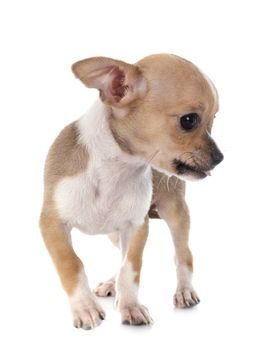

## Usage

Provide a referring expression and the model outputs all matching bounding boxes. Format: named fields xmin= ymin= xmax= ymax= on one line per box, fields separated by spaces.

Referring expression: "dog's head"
xmin=72 ymin=54 xmax=223 ymax=180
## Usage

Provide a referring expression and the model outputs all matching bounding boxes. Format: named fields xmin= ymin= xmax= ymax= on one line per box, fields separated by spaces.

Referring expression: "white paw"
xmin=70 ymin=296 xmax=105 ymax=330
xmin=120 ymin=304 xmax=153 ymax=326
xmin=94 ymin=279 xmax=116 ymax=297
xmin=174 ymin=287 xmax=200 ymax=308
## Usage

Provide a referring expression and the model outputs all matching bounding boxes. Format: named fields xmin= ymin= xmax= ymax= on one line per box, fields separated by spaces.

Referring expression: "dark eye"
xmin=180 ymin=113 xmax=199 ymax=131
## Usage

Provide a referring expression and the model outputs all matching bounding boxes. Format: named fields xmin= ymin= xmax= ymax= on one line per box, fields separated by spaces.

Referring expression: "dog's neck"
xmin=54 ymin=99 xmax=153 ymax=236
xmin=77 ymin=99 xmax=147 ymax=168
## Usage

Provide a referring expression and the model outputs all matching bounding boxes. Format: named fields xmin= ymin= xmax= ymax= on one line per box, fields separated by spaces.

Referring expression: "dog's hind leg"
xmin=94 ymin=276 xmax=116 ymax=297
xmin=94 ymin=233 xmax=119 ymax=297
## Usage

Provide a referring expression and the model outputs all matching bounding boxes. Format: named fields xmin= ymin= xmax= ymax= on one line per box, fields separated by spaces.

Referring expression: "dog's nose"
xmin=211 ymin=148 xmax=224 ymax=166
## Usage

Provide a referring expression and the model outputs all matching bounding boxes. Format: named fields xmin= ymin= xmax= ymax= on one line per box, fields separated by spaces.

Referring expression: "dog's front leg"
xmin=115 ymin=217 xmax=153 ymax=325
xmin=156 ymin=189 xmax=200 ymax=308
xmin=40 ymin=212 xmax=105 ymax=330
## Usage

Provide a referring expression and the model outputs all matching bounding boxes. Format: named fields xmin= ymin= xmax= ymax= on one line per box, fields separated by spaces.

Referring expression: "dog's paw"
xmin=71 ymin=297 xmax=105 ymax=330
xmin=94 ymin=279 xmax=116 ymax=297
xmin=120 ymin=304 xmax=153 ymax=326
xmin=174 ymin=288 xmax=200 ymax=308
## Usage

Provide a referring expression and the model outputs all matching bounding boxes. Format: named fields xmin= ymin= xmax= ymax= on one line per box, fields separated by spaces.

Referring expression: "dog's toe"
xmin=174 ymin=288 xmax=200 ymax=308
xmin=94 ymin=279 xmax=116 ymax=297
xmin=120 ymin=304 xmax=153 ymax=326
xmin=71 ymin=298 xmax=105 ymax=330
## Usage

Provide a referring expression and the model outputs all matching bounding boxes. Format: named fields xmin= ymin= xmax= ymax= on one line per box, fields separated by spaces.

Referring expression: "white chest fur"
xmin=54 ymin=101 xmax=152 ymax=235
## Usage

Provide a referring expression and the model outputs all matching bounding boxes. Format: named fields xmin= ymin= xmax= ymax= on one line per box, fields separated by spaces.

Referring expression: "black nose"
xmin=211 ymin=148 xmax=224 ymax=166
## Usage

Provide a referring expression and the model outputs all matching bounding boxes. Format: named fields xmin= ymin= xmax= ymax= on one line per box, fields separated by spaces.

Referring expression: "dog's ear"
xmin=72 ymin=57 xmax=147 ymax=107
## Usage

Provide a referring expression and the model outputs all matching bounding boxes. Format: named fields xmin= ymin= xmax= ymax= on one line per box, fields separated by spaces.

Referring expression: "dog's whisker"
xmin=174 ymin=176 xmax=179 ymax=189
xmin=180 ymin=151 xmax=193 ymax=158
xmin=157 ymin=174 xmax=166 ymax=191
xmin=178 ymin=151 xmax=196 ymax=166
xmin=166 ymin=176 xmax=170 ymax=192
xmin=182 ymin=154 xmax=195 ymax=165
xmin=145 ymin=149 xmax=160 ymax=167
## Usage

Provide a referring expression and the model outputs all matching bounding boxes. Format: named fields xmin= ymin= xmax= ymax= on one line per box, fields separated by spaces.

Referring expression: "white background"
xmin=0 ymin=0 xmax=270 ymax=349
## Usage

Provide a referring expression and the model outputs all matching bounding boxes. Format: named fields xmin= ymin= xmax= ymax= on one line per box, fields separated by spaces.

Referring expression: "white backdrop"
xmin=0 ymin=0 xmax=270 ymax=349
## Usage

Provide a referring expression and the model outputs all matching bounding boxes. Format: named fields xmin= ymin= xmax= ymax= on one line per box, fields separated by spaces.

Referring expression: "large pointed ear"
xmin=72 ymin=57 xmax=147 ymax=106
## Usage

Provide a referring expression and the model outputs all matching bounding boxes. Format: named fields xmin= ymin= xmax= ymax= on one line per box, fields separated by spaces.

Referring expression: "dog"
xmin=40 ymin=54 xmax=223 ymax=329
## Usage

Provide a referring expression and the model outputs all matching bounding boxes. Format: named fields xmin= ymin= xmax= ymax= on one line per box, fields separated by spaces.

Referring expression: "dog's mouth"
xmin=172 ymin=159 xmax=211 ymax=179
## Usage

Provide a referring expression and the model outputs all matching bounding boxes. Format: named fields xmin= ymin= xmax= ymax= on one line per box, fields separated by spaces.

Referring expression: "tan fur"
xmin=127 ymin=217 xmax=149 ymax=284
xmin=95 ymin=171 xmax=194 ymax=302
xmin=152 ymin=170 xmax=193 ymax=270
xmin=42 ymin=122 xmax=89 ymax=211
xmin=40 ymin=211 xmax=83 ymax=295
xmin=107 ymin=54 xmax=219 ymax=175
xmin=41 ymin=53 xmax=223 ymax=328
xmin=44 ymin=122 xmax=89 ymax=187
xmin=40 ymin=122 xmax=89 ymax=295
xmin=72 ymin=57 xmax=147 ymax=106
xmin=109 ymin=123 xmax=135 ymax=155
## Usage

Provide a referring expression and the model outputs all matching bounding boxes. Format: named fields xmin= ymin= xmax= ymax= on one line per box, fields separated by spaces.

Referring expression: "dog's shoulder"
xmin=44 ymin=121 xmax=90 ymax=188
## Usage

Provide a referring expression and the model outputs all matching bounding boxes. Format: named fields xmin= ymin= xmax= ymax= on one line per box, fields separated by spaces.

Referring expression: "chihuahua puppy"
xmin=40 ymin=54 xmax=223 ymax=330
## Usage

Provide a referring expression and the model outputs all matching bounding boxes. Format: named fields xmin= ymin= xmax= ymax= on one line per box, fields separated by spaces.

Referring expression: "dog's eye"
xmin=180 ymin=113 xmax=199 ymax=131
